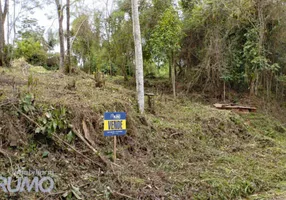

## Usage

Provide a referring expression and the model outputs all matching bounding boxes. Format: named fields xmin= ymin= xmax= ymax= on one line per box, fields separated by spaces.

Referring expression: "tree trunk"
xmin=254 ymin=72 xmax=259 ymax=96
xmin=171 ymin=52 xmax=176 ymax=98
xmin=223 ymin=81 xmax=226 ymax=102
xmin=66 ymin=0 xmax=71 ymax=73
xmin=250 ymin=75 xmax=255 ymax=97
xmin=124 ymin=57 xmax=128 ymax=81
xmin=55 ymin=0 xmax=65 ymax=70
xmin=11 ymin=0 xmax=15 ymax=64
xmin=255 ymin=0 xmax=265 ymax=96
xmin=131 ymin=0 xmax=144 ymax=114
xmin=6 ymin=3 xmax=8 ymax=46
xmin=0 ymin=0 xmax=9 ymax=67
xmin=0 ymin=18 xmax=5 ymax=67
xmin=169 ymin=61 xmax=171 ymax=80
xmin=282 ymin=85 xmax=284 ymax=101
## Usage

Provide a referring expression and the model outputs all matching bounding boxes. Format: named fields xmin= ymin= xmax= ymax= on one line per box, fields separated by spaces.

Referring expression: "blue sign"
xmin=104 ymin=112 xmax=127 ymax=137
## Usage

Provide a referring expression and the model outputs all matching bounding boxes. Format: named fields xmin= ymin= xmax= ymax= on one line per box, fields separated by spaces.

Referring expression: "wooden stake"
xmin=113 ymin=136 xmax=117 ymax=162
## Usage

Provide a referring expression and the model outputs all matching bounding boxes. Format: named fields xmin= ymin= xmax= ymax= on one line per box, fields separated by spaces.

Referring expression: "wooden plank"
xmin=213 ymin=103 xmax=257 ymax=112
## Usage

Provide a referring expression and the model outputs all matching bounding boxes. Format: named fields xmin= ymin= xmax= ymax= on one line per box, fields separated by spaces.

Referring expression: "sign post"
xmin=104 ymin=112 xmax=127 ymax=162
xmin=113 ymin=136 xmax=117 ymax=161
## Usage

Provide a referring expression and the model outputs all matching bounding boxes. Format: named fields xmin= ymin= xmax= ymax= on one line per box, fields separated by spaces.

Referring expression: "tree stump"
xmin=145 ymin=93 xmax=155 ymax=113
xmin=94 ymin=72 xmax=105 ymax=88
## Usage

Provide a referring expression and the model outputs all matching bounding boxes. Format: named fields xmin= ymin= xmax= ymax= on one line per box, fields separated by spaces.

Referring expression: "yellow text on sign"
xmin=104 ymin=120 xmax=126 ymax=131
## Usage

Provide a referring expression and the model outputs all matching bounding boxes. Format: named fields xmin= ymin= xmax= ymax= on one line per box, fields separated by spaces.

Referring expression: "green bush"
xmin=15 ymin=37 xmax=47 ymax=66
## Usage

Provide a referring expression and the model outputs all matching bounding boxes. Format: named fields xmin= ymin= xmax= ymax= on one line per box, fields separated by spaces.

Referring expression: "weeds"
xmin=1 ymin=69 xmax=286 ymax=199
xmin=35 ymin=106 xmax=72 ymax=137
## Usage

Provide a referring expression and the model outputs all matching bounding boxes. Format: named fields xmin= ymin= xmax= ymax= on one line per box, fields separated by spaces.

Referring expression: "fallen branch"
xmin=72 ymin=128 xmax=109 ymax=166
xmin=0 ymin=148 xmax=14 ymax=173
xmin=82 ymin=120 xmax=95 ymax=146
xmin=12 ymin=104 xmax=40 ymax=126
xmin=52 ymin=133 xmax=104 ymax=168
xmin=113 ymin=191 xmax=134 ymax=199
xmin=42 ymin=182 xmax=90 ymax=200
xmin=0 ymin=148 xmax=14 ymax=158
xmin=42 ymin=190 xmax=66 ymax=200
xmin=0 ymin=100 xmax=17 ymax=107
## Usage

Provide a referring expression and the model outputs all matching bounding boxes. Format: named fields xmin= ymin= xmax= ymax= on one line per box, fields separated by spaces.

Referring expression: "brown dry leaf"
xmin=82 ymin=120 xmax=95 ymax=146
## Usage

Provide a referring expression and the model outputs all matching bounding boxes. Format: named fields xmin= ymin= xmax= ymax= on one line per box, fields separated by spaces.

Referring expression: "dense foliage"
xmin=3 ymin=0 xmax=286 ymax=99
xmin=179 ymin=0 xmax=286 ymax=98
xmin=61 ymin=0 xmax=286 ymax=99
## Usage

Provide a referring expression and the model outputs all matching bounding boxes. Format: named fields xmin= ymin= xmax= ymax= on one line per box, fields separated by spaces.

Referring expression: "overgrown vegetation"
xmin=1 ymin=65 xmax=286 ymax=199
xmin=1 ymin=0 xmax=286 ymax=199
xmin=1 ymin=0 xmax=286 ymax=100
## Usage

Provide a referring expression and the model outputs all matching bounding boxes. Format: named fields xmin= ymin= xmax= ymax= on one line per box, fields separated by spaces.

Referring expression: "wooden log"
xmin=213 ymin=103 xmax=257 ymax=112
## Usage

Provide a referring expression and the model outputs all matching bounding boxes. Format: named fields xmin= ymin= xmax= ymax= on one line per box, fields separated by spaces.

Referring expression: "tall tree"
xmin=71 ymin=15 xmax=94 ymax=72
xmin=148 ymin=7 xmax=182 ymax=98
xmin=55 ymin=0 xmax=65 ymax=70
xmin=66 ymin=0 xmax=71 ymax=73
xmin=131 ymin=0 xmax=144 ymax=114
xmin=0 ymin=0 xmax=9 ymax=67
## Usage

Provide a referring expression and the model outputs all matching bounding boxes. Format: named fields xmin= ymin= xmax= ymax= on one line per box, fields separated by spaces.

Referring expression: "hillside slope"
xmin=0 ymin=63 xmax=286 ymax=199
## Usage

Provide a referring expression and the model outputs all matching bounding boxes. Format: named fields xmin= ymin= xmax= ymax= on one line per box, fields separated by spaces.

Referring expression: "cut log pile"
xmin=213 ymin=103 xmax=257 ymax=113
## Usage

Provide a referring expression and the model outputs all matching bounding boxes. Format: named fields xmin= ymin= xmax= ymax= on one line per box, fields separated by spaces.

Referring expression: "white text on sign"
xmin=108 ymin=121 xmax=123 ymax=130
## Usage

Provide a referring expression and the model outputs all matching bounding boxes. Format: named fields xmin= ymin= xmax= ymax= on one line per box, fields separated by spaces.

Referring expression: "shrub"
xmin=15 ymin=37 xmax=47 ymax=66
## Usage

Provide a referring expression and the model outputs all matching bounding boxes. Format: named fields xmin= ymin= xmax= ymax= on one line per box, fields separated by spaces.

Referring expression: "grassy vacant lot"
xmin=0 ymin=61 xmax=286 ymax=199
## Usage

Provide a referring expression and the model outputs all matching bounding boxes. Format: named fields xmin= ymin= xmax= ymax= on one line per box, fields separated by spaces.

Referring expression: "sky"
xmin=34 ymin=0 xmax=109 ymax=33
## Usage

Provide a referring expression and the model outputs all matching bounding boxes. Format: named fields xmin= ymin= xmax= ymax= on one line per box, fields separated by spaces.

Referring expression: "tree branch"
xmin=70 ymin=17 xmax=88 ymax=49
